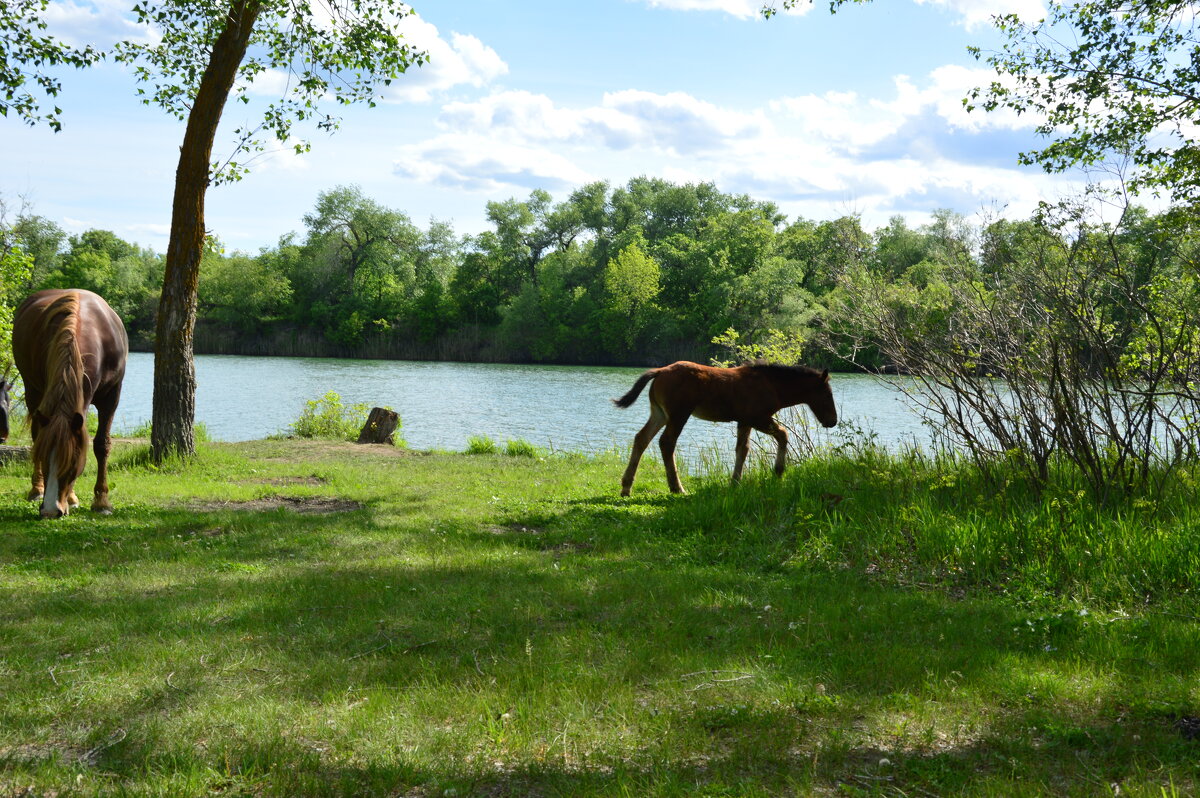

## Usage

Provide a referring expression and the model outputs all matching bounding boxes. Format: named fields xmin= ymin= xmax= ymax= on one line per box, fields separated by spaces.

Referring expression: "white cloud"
xmin=639 ymin=0 xmax=1040 ymax=27
xmin=392 ymin=135 xmax=592 ymax=192
xmin=770 ymin=65 xmax=1033 ymax=155
xmin=915 ymin=0 xmax=1045 ymax=28
xmin=44 ymin=0 xmax=151 ymax=47
xmin=383 ymin=18 xmax=508 ymax=102
xmin=641 ymin=0 xmax=810 ymax=18
xmin=603 ymin=90 xmax=771 ymax=152
xmin=43 ymin=3 xmax=505 ymax=104
xmin=770 ymin=91 xmax=894 ymax=148
xmin=126 ymin=222 xmax=171 ymax=237
xmin=440 ymin=89 xmax=770 ymax=154
xmin=398 ymin=65 xmax=1078 ymax=228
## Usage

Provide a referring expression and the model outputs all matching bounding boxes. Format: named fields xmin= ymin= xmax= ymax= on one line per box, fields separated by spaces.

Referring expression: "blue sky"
xmin=2 ymin=0 xmax=1083 ymax=253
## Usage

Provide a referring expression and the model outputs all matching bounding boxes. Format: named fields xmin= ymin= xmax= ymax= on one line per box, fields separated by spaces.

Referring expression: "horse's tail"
xmin=32 ymin=293 xmax=87 ymax=474
xmin=612 ymin=369 xmax=660 ymax=409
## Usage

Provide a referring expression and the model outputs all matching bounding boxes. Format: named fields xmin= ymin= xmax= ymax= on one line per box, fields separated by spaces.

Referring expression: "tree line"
xmin=4 ymin=177 xmax=1146 ymax=368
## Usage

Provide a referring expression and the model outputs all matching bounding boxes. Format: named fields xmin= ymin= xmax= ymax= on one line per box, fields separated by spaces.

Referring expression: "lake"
xmin=111 ymin=353 xmax=932 ymax=460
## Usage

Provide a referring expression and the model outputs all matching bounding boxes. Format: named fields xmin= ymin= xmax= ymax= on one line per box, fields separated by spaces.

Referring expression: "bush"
xmin=289 ymin=392 xmax=370 ymax=441
xmin=466 ymin=435 xmax=497 ymax=454
xmin=505 ymin=438 xmax=542 ymax=458
xmin=825 ymin=197 xmax=1200 ymax=501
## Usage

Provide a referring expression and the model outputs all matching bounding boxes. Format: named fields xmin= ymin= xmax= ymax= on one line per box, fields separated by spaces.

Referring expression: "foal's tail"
xmin=612 ymin=369 xmax=660 ymax=409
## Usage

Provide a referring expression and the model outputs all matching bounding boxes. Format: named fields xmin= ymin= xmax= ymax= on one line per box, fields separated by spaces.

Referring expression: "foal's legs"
xmin=731 ymin=423 xmax=752 ymax=482
xmin=621 ymin=403 xmax=667 ymax=497
xmin=92 ymin=392 xmax=119 ymax=514
xmin=659 ymin=414 xmax=690 ymax=494
xmin=753 ymin=418 xmax=789 ymax=476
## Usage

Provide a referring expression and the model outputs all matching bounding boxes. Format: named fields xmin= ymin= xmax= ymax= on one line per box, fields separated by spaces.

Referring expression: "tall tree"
xmin=114 ymin=0 xmax=426 ymax=460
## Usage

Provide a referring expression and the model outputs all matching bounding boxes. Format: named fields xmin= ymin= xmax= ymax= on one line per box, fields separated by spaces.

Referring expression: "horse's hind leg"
xmin=659 ymin=415 xmax=690 ymax=494
xmin=91 ymin=393 xmax=119 ymax=514
xmin=621 ymin=404 xmax=667 ymax=496
xmin=731 ymin=423 xmax=752 ymax=483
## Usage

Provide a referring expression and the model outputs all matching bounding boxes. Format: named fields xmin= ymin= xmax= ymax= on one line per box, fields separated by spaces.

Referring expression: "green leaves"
xmin=113 ymin=0 xmax=428 ymax=185
xmin=970 ymin=0 xmax=1200 ymax=203
xmin=0 ymin=0 xmax=103 ymax=130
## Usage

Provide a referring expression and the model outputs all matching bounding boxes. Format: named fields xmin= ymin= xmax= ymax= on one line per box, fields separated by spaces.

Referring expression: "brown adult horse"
xmin=613 ymin=360 xmax=837 ymax=496
xmin=12 ymin=289 xmax=128 ymax=518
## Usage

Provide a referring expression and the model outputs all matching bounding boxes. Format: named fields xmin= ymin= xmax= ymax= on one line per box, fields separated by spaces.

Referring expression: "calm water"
xmin=111 ymin=353 xmax=932 ymax=459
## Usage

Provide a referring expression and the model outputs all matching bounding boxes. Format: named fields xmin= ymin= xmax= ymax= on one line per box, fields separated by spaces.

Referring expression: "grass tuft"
xmin=466 ymin=434 xmax=497 ymax=454
xmin=504 ymin=438 xmax=542 ymax=458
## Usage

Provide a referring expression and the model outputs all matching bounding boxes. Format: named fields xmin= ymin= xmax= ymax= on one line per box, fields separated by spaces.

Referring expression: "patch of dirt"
xmin=547 ymin=541 xmax=594 ymax=556
xmin=487 ymin=523 xmax=546 ymax=536
xmin=245 ymin=475 xmax=329 ymax=487
xmin=0 ymin=728 xmax=126 ymax=767
xmin=239 ymin=438 xmax=420 ymax=464
xmin=0 ymin=741 xmax=86 ymax=763
xmin=189 ymin=495 xmax=363 ymax=514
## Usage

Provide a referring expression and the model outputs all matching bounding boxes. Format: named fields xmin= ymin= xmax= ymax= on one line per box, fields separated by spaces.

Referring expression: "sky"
xmin=0 ymin=0 xmax=1089 ymax=254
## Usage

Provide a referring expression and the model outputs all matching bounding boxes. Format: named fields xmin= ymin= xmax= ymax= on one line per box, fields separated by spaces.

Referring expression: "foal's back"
xmin=649 ymin=361 xmax=799 ymax=423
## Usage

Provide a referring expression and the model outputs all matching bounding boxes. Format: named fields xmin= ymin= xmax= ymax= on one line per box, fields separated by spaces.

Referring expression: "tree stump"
xmin=356 ymin=407 xmax=400 ymax=445
xmin=0 ymin=445 xmax=30 ymax=464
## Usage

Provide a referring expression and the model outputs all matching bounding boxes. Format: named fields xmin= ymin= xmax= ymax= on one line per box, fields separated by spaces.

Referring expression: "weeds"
xmin=287 ymin=391 xmax=372 ymax=441
xmin=505 ymin=438 xmax=542 ymax=458
xmin=466 ymin=434 xmax=497 ymax=454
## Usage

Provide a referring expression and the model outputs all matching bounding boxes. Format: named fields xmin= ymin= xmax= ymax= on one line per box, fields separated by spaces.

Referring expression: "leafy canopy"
xmin=114 ymin=0 xmax=428 ymax=185
xmin=968 ymin=0 xmax=1200 ymax=203
xmin=0 ymin=0 xmax=102 ymax=130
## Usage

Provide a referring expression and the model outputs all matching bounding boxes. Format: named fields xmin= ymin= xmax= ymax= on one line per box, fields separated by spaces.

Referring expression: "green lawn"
xmin=1 ymin=437 xmax=1198 ymax=796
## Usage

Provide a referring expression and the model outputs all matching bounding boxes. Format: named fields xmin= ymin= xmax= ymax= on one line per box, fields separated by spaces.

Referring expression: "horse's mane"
xmin=31 ymin=292 xmax=88 ymax=479
xmin=743 ymin=360 xmax=824 ymax=380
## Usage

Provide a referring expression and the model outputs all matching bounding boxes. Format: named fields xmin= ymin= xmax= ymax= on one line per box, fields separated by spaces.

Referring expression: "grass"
xmin=1 ymin=436 xmax=1200 ymax=796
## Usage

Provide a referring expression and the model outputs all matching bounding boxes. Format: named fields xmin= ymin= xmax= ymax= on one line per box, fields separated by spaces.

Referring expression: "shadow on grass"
xmin=1 ymin=468 xmax=1199 ymax=795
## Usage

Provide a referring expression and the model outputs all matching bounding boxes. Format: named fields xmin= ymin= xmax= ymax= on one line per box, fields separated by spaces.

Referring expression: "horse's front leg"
xmin=622 ymin=405 xmax=667 ymax=497
xmin=731 ymin=423 xmax=752 ymax=483
xmin=659 ymin=416 xmax=689 ymax=494
xmin=25 ymin=408 xmax=44 ymax=501
xmin=754 ymin=418 xmax=788 ymax=477
xmin=91 ymin=394 xmax=120 ymax=514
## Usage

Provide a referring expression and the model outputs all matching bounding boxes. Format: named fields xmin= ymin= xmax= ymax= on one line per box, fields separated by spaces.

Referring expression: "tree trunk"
xmin=151 ymin=0 xmax=262 ymax=462
xmin=357 ymin=407 xmax=400 ymax=445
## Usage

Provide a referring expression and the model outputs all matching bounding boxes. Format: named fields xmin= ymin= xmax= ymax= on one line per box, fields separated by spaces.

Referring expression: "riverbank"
xmin=2 ymin=439 xmax=1198 ymax=796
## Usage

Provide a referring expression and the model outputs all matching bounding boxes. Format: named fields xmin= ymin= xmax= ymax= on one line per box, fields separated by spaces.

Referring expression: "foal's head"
xmin=749 ymin=362 xmax=838 ymax=428
xmin=806 ymin=369 xmax=838 ymax=428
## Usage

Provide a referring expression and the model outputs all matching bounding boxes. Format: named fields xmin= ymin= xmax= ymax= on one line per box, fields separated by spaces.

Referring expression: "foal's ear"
xmin=70 ymin=412 xmax=85 ymax=432
xmin=821 ymin=369 xmax=830 ymax=382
